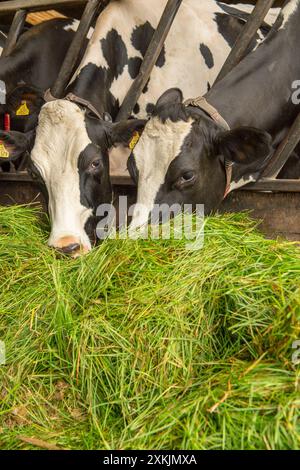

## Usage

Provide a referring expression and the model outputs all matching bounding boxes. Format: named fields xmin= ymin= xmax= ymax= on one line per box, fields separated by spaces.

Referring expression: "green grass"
xmin=0 ymin=205 xmax=299 ymax=450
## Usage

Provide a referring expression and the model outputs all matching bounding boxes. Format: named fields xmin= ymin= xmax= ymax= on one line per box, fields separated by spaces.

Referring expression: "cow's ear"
xmin=156 ymin=88 xmax=183 ymax=107
xmin=215 ymin=127 xmax=272 ymax=165
xmin=110 ymin=119 xmax=147 ymax=148
xmin=0 ymin=130 xmax=35 ymax=162
xmin=6 ymin=85 xmax=44 ymax=118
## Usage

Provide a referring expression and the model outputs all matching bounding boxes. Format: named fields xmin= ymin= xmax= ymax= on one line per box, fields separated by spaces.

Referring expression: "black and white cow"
xmin=0 ymin=18 xmax=91 ymax=133
xmin=0 ymin=0 xmax=278 ymax=255
xmin=127 ymin=0 xmax=300 ymax=229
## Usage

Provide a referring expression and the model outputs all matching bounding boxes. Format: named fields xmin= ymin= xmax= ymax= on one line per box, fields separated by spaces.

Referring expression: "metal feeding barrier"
xmin=0 ymin=0 xmax=299 ymax=239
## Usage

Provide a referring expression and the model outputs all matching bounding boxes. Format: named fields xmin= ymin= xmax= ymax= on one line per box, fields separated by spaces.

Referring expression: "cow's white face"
xmin=31 ymin=100 xmax=95 ymax=253
xmin=129 ymin=115 xmax=193 ymax=230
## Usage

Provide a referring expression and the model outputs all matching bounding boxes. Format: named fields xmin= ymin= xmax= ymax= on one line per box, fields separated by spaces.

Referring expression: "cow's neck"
xmin=206 ymin=1 xmax=300 ymax=138
xmin=67 ymin=66 xmax=119 ymax=119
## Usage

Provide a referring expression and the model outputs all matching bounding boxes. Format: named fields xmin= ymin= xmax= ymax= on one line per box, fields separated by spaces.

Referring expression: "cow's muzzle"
xmin=51 ymin=236 xmax=90 ymax=258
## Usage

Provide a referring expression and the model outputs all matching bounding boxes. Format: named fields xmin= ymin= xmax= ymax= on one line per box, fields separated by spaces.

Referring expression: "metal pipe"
xmin=1 ymin=9 xmax=27 ymax=57
xmin=244 ymin=178 xmax=300 ymax=192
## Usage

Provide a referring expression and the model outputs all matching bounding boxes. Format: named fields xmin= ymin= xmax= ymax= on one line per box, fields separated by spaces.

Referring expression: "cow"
xmin=0 ymin=0 xmax=278 ymax=256
xmin=127 ymin=0 xmax=300 ymax=230
xmin=0 ymin=18 xmax=91 ymax=134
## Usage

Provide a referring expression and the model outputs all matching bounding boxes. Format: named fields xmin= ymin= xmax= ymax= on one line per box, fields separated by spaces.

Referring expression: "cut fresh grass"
xmin=0 ymin=205 xmax=299 ymax=450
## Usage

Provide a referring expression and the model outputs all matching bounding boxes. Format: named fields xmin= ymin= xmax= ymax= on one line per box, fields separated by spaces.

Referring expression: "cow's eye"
xmin=182 ymin=171 xmax=195 ymax=182
xmin=174 ymin=171 xmax=196 ymax=190
xmin=91 ymin=159 xmax=102 ymax=169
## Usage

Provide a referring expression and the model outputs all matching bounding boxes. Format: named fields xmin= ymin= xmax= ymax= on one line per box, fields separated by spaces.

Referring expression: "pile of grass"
xmin=0 ymin=205 xmax=299 ymax=450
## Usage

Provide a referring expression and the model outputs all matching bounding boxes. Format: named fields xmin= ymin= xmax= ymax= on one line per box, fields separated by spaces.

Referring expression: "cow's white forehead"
xmin=31 ymin=100 xmax=90 ymax=174
xmin=31 ymin=100 xmax=93 ymax=248
xmin=130 ymin=116 xmax=193 ymax=229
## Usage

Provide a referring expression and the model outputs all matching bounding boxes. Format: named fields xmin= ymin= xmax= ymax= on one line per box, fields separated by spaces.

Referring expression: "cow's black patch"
xmin=78 ymin=141 xmax=111 ymax=211
xmin=131 ymin=21 xmax=166 ymax=67
xmin=146 ymin=103 xmax=155 ymax=115
xmin=68 ymin=63 xmax=119 ymax=119
xmin=133 ymin=103 xmax=140 ymax=115
xmin=155 ymin=48 xmax=166 ymax=68
xmin=200 ymin=43 xmax=214 ymax=69
xmin=207 ymin=82 xmax=211 ymax=92
xmin=216 ymin=2 xmax=270 ymax=35
xmin=128 ymin=57 xmax=142 ymax=79
xmin=214 ymin=12 xmax=263 ymax=52
xmin=101 ymin=29 xmax=128 ymax=80
xmin=143 ymin=78 xmax=150 ymax=94
xmin=214 ymin=12 xmax=245 ymax=49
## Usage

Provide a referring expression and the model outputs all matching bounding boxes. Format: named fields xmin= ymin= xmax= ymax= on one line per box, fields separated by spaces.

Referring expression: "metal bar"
xmin=1 ymin=9 xmax=27 ymax=57
xmin=116 ymin=0 xmax=183 ymax=121
xmin=214 ymin=0 xmax=276 ymax=84
xmin=0 ymin=172 xmax=33 ymax=182
xmin=50 ymin=0 xmax=104 ymax=99
xmin=0 ymin=0 xmax=87 ymax=15
xmin=243 ymin=178 xmax=300 ymax=193
xmin=262 ymin=112 xmax=300 ymax=178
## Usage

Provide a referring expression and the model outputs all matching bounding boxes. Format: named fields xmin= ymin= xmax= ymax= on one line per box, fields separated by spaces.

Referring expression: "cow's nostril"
xmin=60 ymin=243 xmax=81 ymax=255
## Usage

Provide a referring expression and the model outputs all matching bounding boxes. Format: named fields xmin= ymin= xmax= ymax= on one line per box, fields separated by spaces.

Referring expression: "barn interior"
xmin=0 ymin=0 xmax=299 ymax=241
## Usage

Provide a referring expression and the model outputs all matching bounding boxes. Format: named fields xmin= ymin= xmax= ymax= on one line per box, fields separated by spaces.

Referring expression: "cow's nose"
xmin=52 ymin=236 xmax=82 ymax=257
xmin=60 ymin=243 xmax=81 ymax=255
xmin=50 ymin=236 xmax=91 ymax=257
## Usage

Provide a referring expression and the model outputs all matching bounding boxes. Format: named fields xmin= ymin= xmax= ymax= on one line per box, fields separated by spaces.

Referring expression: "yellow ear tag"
xmin=0 ymin=142 xmax=9 ymax=159
xmin=16 ymin=101 xmax=30 ymax=116
xmin=129 ymin=131 xmax=140 ymax=151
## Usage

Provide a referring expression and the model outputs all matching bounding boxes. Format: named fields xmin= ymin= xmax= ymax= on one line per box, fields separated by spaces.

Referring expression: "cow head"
xmin=1 ymin=85 xmax=45 ymax=133
xmin=128 ymin=89 xmax=272 ymax=229
xmin=0 ymin=99 xmax=146 ymax=256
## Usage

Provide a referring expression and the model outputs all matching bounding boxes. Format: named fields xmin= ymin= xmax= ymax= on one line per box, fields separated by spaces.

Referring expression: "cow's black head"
xmin=127 ymin=88 xmax=272 ymax=229
xmin=0 ymin=85 xmax=45 ymax=133
xmin=0 ymin=99 xmax=146 ymax=256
